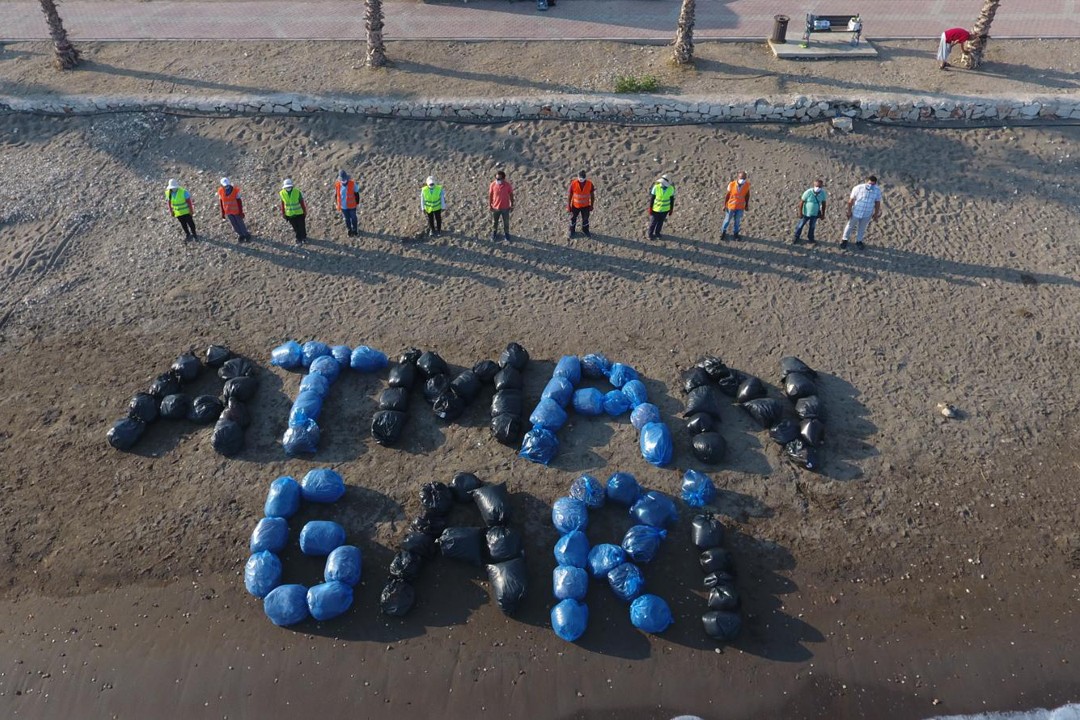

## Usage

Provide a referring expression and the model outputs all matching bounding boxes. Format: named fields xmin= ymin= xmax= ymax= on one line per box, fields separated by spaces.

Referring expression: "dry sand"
xmin=2 ymin=39 xmax=1080 ymax=720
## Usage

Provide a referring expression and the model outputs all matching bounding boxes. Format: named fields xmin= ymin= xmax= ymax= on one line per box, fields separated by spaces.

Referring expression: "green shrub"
xmin=614 ymin=74 xmax=661 ymax=93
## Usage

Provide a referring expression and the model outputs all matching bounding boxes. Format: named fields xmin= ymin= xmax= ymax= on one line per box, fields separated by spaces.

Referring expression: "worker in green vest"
xmin=420 ymin=176 xmax=447 ymax=237
xmin=646 ymin=174 xmax=675 ymax=240
xmin=278 ymin=178 xmax=307 ymax=245
xmin=165 ymin=178 xmax=197 ymax=241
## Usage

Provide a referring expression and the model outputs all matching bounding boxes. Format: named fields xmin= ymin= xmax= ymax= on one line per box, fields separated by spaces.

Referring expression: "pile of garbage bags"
xmin=107 ymin=345 xmax=257 ymax=456
xmin=550 ymin=472 xmax=675 ymax=642
xmin=691 ymin=513 xmax=742 ymax=642
xmin=490 ymin=343 xmax=529 ymax=447
xmin=370 ymin=347 xmax=420 ymax=447
xmin=776 ymin=356 xmax=824 ymax=471
xmin=680 ymin=356 xmax=736 ymax=465
xmin=244 ymin=469 xmax=361 ymax=626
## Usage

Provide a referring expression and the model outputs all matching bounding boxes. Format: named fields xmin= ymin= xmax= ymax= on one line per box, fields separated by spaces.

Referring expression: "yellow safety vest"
xmin=167 ymin=187 xmax=190 ymax=217
xmin=422 ymin=185 xmax=443 ymax=213
xmin=652 ymin=184 xmax=674 ymax=213
xmin=280 ymin=187 xmax=303 ymax=217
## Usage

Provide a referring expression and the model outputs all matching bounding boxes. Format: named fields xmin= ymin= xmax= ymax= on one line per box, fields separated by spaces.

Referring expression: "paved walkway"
xmin=2 ymin=0 xmax=1078 ymax=42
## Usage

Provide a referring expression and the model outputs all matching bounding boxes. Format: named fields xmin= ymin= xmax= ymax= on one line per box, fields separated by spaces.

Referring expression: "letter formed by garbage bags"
xmin=630 ymin=594 xmax=673 ymax=634
xmin=551 ymin=598 xmax=589 ymax=642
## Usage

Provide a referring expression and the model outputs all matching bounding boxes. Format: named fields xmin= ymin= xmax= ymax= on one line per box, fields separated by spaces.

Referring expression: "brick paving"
xmin=1 ymin=0 xmax=1077 ymax=42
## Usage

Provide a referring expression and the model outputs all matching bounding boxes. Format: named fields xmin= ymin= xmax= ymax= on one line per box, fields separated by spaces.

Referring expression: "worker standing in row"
xmin=165 ymin=179 xmax=197 ymax=241
xmin=567 ymin=170 xmax=595 ymax=239
xmin=217 ymin=177 xmax=251 ymax=243
xmin=421 ymin=176 xmax=447 ymax=237
xmin=721 ymin=171 xmax=751 ymax=241
xmin=489 ymin=170 xmax=514 ymax=241
xmin=279 ymin=178 xmax=308 ymax=245
xmin=334 ymin=170 xmax=360 ymax=237
xmin=646 ymin=174 xmax=674 ymax=240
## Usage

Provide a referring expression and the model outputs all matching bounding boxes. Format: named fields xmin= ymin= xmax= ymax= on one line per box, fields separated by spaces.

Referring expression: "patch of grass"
xmin=614 ymin=74 xmax=661 ymax=93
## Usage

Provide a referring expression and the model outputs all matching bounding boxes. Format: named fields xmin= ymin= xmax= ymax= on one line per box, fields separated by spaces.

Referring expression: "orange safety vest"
xmin=569 ymin=178 xmax=594 ymax=209
xmin=217 ymin=185 xmax=242 ymax=215
xmin=726 ymin=180 xmax=750 ymax=210
xmin=334 ymin=179 xmax=358 ymax=210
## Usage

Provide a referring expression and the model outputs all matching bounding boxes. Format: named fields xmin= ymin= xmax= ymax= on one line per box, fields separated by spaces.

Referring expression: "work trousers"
xmin=569 ymin=207 xmax=591 ymax=233
xmin=425 ymin=210 xmax=443 ymax=233
xmin=285 ymin=214 xmax=307 ymax=242
xmin=226 ymin=214 xmax=250 ymax=240
xmin=647 ymin=210 xmax=668 ymax=238
xmin=341 ymin=208 xmax=358 ymax=235
xmin=176 ymin=214 xmax=196 ymax=238
xmin=491 ymin=209 xmax=511 ymax=238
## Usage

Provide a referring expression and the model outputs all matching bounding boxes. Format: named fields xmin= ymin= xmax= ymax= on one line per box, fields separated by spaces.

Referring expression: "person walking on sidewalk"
xmin=647 ymin=174 xmax=675 ymax=240
xmin=720 ymin=171 xmax=751 ymax=241
xmin=165 ymin=178 xmax=197 ymax=241
xmin=937 ymin=27 xmax=973 ymax=70
xmin=792 ymin=178 xmax=827 ymax=245
xmin=279 ymin=178 xmax=308 ymax=245
xmin=840 ymin=175 xmax=882 ymax=249
xmin=489 ymin=170 xmax=514 ymax=241
xmin=334 ymin=170 xmax=360 ymax=237
xmin=217 ymin=177 xmax=251 ymax=242
xmin=567 ymin=170 xmax=595 ymax=239
xmin=421 ymin=175 xmax=446 ymax=237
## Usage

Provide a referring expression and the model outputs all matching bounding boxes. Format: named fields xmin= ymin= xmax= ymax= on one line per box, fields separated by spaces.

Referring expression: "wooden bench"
xmin=802 ymin=13 xmax=863 ymax=47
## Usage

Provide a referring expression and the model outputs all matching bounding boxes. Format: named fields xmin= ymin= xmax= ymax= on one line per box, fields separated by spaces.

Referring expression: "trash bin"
xmin=771 ymin=15 xmax=790 ymax=44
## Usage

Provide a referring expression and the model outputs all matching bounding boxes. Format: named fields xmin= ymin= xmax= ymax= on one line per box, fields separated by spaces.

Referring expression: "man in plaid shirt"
xmin=840 ymin=175 xmax=882 ymax=249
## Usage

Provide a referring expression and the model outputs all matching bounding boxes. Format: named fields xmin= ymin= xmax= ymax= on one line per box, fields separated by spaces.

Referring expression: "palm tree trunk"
xmin=365 ymin=0 xmax=387 ymax=68
xmin=960 ymin=0 xmax=1000 ymax=69
xmin=39 ymin=0 xmax=80 ymax=70
xmin=672 ymin=0 xmax=695 ymax=65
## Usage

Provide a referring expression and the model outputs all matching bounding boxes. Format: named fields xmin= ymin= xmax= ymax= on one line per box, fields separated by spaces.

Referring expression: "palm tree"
xmin=39 ymin=0 xmax=80 ymax=70
xmin=365 ymin=0 xmax=387 ymax=68
xmin=960 ymin=0 xmax=1000 ymax=69
xmin=672 ymin=0 xmax=695 ymax=65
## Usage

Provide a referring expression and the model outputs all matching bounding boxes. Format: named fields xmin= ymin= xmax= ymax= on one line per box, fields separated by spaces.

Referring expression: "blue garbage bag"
xmin=250 ymin=516 xmax=289 ymax=553
xmin=606 ymin=472 xmax=642 ymax=506
xmin=301 ymin=468 xmax=345 ymax=503
xmin=553 ymin=565 xmax=589 ymax=600
xmin=282 ymin=418 xmax=320 ymax=455
xmin=551 ymin=598 xmax=589 ymax=642
xmin=306 ymin=580 xmax=354 ymax=621
xmin=572 ymin=388 xmax=605 ymax=416
xmin=244 ymin=551 xmax=282 ymax=598
xmin=552 ymin=496 xmax=589 ymax=533
xmin=519 ymin=427 xmax=559 ymax=465
xmin=630 ymin=403 xmax=661 ymax=431
xmin=607 ymin=562 xmax=645 ymax=602
xmin=263 ymin=584 xmax=310 ymax=626
xmin=630 ymin=594 xmax=673 ymax=634
xmin=299 ymin=520 xmax=346 ymax=556
xmin=554 ymin=530 xmax=589 ymax=568
xmin=324 ymin=545 xmax=362 ymax=587
xmin=608 ymin=363 xmax=638 ymax=388
xmin=265 ymin=475 xmax=301 ymax=518
xmin=350 ymin=345 xmax=388 ymax=373
xmin=622 ymin=379 xmax=648 ymax=408
xmin=301 ymin=341 xmax=331 ymax=368
xmin=569 ymin=474 xmax=606 ymax=509
xmin=330 ymin=345 xmax=352 ymax=369
xmin=580 ymin=353 xmax=612 ymax=379
xmin=309 ymin=355 xmax=341 ymax=383
xmin=299 ymin=372 xmax=331 ymax=397
xmin=540 ymin=377 xmax=574 ymax=408
xmin=553 ymin=355 xmax=582 ymax=385
xmin=630 ymin=490 xmax=678 ymax=528
xmin=529 ymin=398 xmax=568 ymax=431
xmin=621 ymin=524 xmax=667 ymax=563
xmin=289 ymin=391 xmax=323 ymax=427
xmin=603 ymin=390 xmax=632 ymax=417
xmin=640 ymin=422 xmax=673 ymax=467
xmin=270 ymin=340 xmax=303 ymax=369
xmin=588 ymin=543 xmax=625 ymax=578
xmin=681 ymin=469 xmax=717 ymax=508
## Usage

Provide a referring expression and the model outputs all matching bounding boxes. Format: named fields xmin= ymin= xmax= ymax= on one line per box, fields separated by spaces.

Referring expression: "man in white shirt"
xmin=840 ymin=175 xmax=882 ymax=249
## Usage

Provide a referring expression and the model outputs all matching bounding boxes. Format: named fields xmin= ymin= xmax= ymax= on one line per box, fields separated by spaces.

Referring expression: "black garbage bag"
xmin=703 ymin=570 xmax=737 ymax=589
xmin=486 ymin=525 xmax=524 ymax=563
xmin=784 ymin=372 xmax=816 ymax=400
xmin=707 ymin=584 xmax=741 ymax=612
xmin=438 ymin=527 xmax=485 ymax=566
xmin=499 ymin=342 xmax=529 ymax=370
xmin=148 ymin=372 xmax=181 ymax=400
xmin=487 ymin=556 xmax=527 ymax=615
xmin=388 ymin=362 xmax=417 ymax=389
xmin=780 ymin=356 xmax=816 ymax=379
xmin=223 ymin=376 xmax=258 ymax=402
xmin=159 ymin=393 xmax=190 ymax=420
xmin=211 ymin=418 xmax=244 ymax=455
xmin=450 ymin=370 xmax=482 ymax=402
xmin=784 ymin=439 xmax=820 ymax=471
xmin=491 ymin=414 xmax=524 ymax=446
xmin=768 ymin=418 xmax=801 ymax=445
xmin=472 ymin=360 xmax=500 ymax=383
xmin=450 ymin=472 xmax=482 ymax=503
xmin=380 ymin=578 xmax=416 ymax=617
xmin=171 ymin=353 xmax=202 ymax=383
xmin=389 ymin=550 xmax=424 ymax=581
xmin=187 ymin=395 xmax=224 ymax=425
xmin=398 ymin=347 xmax=423 ymax=366
xmin=416 ymin=351 xmax=449 ymax=379
xmin=691 ymin=515 xmax=725 ymax=549
xmin=379 ymin=387 xmax=410 ymax=412
xmin=221 ymin=398 xmax=250 ymax=427
xmin=422 ymin=374 xmax=451 ymax=404
xmin=371 ymin=410 xmax=407 ymax=446
xmin=702 ymin=610 xmax=742 ymax=641
xmin=472 ymin=482 xmax=511 ymax=527
xmin=801 ymin=418 xmax=825 ymax=447
xmin=493 ymin=366 xmax=522 ymax=391
xmin=696 ymin=355 xmax=730 ymax=380
xmin=128 ymin=393 xmax=159 ymax=423
xmin=491 ymin=389 xmax=524 ymax=418
xmin=686 ymin=413 xmax=715 ymax=435
xmin=682 ymin=367 xmax=713 ymax=394
xmin=419 ymin=481 xmax=454 ymax=517
xmin=715 ymin=372 xmax=742 ymax=397
xmin=218 ymin=357 xmax=256 ymax=381
xmin=692 ymin=432 xmax=726 ymax=464
xmin=107 ymin=416 xmax=145 ymax=450
xmin=411 ymin=510 xmax=449 ymax=538
xmin=700 ymin=547 xmax=734 ymax=574
xmin=741 ymin=398 xmax=785 ymax=429
xmin=205 ymin=344 xmax=233 ymax=368
xmin=795 ymin=395 xmax=824 ymax=420
xmin=736 ymin=376 xmax=766 ymax=403
xmin=432 ymin=390 xmax=465 ymax=421
xmin=400 ymin=531 xmax=437 ymax=559
xmin=684 ymin=386 xmax=724 ymax=420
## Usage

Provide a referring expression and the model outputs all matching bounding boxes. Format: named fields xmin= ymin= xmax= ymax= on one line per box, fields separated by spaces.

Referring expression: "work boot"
xmin=583 ymin=229 xmax=591 ymax=237
xmin=839 ymin=240 xmax=849 ymax=249
xmin=720 ymin=231 xmax=728 ymax=241
xmin=856 ymin=241 xmax=865 ymax=250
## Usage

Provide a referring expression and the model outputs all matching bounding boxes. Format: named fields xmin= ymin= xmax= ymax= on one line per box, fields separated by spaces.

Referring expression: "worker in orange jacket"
xmin=217 ymin=177 xmax=251 ymax=242
xmin=720 ymin=171 xmax=751 ymax=241
xmin=567 ymin=170 xmax=595 ymax=239
xmin=334 ymin=170 xmax=360 ymax=237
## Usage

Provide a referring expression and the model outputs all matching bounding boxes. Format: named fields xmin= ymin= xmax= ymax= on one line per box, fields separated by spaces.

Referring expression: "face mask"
xmin=737 ymin=178 xmax=746 ymax=185
xmin=496 ymin=179 xmax=504 ymax=185
xmin=813 ymin=187 xmax=821 ymax=193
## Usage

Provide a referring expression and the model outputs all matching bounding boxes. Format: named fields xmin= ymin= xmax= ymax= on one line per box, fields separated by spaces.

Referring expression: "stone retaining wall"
xmin=3 ymin=93 xmax=1080 ymax=124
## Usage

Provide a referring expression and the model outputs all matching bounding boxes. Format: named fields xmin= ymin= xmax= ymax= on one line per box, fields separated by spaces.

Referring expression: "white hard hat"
xmin=220 ymin=177 xmax=230 ymax=187
xmin=426 ymin=176 xmax=435 ymax=186
xmin=659 ymin=177 xmax=670 ymax=187
xmin=166 ymin=178 xmax=179 ymax=190
xmin=282 ymin=178 xmax=294 ymax=189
